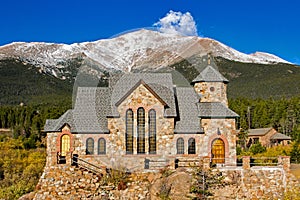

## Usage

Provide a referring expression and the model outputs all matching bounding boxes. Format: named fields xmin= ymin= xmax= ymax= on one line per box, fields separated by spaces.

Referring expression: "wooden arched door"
xmin=61 ymin=134 xmax=70 ymax=156
xmin=211 ymin=139 xmax=225 ymax=164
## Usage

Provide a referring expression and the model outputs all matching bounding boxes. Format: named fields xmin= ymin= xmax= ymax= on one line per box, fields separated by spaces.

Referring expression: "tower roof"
xmin=192 ymin=65 xmax=229 ymax=83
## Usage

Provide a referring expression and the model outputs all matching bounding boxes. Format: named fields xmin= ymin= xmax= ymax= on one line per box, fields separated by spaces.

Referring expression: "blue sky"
xmin=1 ymin=0 xmax=299 ymax=64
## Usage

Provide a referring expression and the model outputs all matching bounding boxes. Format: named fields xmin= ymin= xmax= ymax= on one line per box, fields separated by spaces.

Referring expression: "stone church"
xmin=44 ymin=60 xmax=239 ymax=170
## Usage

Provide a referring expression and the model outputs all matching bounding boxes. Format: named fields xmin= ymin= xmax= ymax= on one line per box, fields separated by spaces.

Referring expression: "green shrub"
xmin=249 ymin=143 xmax=266 ymax=155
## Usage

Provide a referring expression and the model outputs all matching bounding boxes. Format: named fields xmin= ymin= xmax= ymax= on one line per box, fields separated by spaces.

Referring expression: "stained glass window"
xmin=126 ymin=109 xmax=134 ymax=154
xmin=148 ymin=109 xmax=156 ymax=154
xmin=98 ymin=138 xmax=106 ymax=155
xmin=137 ymin=107 xmax=145 ymax=154
xmin=86 ymin=138 xmax=94 ymax=155
xmin=188 ymin=138 xmax=196 ymax=154
xmin=177 ymin=138 xmax=184 ymax=154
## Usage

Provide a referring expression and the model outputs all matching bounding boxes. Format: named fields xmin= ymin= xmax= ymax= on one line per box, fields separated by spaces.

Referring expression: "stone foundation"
xmin=34 ymin=156 xmax=299 ymax=199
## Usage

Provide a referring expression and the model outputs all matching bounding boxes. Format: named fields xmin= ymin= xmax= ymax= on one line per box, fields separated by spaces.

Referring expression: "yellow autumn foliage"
xmin=0 ymin=136 xmax=46 ymax=199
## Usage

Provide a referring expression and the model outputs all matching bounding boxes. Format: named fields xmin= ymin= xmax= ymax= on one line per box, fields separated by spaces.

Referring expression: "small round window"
xmin=210 ymin=87 xmax=215 ymax=92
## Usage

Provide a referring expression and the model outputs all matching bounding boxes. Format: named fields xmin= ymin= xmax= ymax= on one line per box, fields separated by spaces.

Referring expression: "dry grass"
xmin=290 ymin=164 xmax=300 ymax=179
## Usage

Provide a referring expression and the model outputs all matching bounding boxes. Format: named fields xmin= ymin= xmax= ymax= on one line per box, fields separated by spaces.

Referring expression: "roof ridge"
xmin=192 ymin=65 xmax=229 ymax=83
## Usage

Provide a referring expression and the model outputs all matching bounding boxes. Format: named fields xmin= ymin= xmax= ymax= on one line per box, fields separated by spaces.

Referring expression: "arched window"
xmin=61 ymin=134 xmax=70 ymax=156
xmin=148 ymin=109 xmax=156 ymax=154
xmin=211 ymin=139 xmax=225 ymax=164
xmin=137 ymin=107 xmax=145 ymax=154
xmin=188 ymin=138 xmax=196 ymax=154
xmin=98 ymin=138 xmax=106 ymax=155
xmin=176 ymin=138 xmax=184 ymax=154
xmin=86 ymin=138 xmax=94 ymax=155
xmin=126 ymin=109 xmax=134 ymax=154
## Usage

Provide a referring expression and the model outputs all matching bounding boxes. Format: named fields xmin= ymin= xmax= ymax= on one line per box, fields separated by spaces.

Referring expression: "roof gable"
xmin=192 ymin=65 xmax=229 ymax=83
xmin=44 ymin=109 xmax=74 ymax=132
xmin=115 ymin=79 xmax=167 ymax=107
xmin=110 ymin=73 xmax=177 ymax=117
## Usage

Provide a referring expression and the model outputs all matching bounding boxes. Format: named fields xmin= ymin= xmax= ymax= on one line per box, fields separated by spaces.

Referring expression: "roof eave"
xmin=174 ymin=130 xmax=204 ymax=134
xmin=74 ymin=130 xmax=110 ymax=134
xmin=192 ymin=80 xmax=229 ymax=84
xmin=199 ymin=116 xmax=239 ymax=119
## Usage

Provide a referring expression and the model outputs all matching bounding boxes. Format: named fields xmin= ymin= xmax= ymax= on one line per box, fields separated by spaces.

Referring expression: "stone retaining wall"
xmin=213 ymin=167 xmax=298 ymax=199
xmin=34 ymin=156 xmax=299 ymax=199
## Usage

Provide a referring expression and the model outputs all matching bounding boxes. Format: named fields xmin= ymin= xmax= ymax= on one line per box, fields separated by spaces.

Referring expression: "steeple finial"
xmin=208 ymin=53 xmax=211 ymax=65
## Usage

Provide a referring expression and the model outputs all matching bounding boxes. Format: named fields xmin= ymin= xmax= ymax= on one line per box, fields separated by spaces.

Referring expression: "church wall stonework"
xmin=194 ymin=82 xmax=228 ymax=105
xmin=110 ymin=84 xmax=175 ymax=157
xmin=46 ymin=80 xmax=238 ymax=169
xmin=200 ymin=118 xmax=237 ymax=165
xmin=67 ymin=84 xmax=177 ymax=170
xmin=172 ymin=134 xmax=202 ymax=155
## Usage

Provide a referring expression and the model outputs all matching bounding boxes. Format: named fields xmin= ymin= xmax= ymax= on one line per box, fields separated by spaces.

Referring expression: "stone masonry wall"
xmin=34 ymin=164 xmax=152 ymax=200
xmin=214 ymin=166 xmax=299 ymax=199
xmin=34 ymin=160 xmax=299 ymax=199
xmin=104 ymin=84 xmax=175 ymax=169
xmin=200 ymin=118 xmax=237 ymax=165
xmin=194 ymin=82 xmax=228 ymax=105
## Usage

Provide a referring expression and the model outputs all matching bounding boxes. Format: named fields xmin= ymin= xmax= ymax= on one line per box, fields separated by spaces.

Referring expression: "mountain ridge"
xmin=0 ymin=29 xmax=292 ymax=81
xmin=1 ymin=29 xmax=299 ymax=105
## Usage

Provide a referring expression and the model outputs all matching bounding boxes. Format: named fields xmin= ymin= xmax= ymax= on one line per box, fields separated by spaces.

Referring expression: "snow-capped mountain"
xmin=0 ymin=29 xmax=290 ymax=80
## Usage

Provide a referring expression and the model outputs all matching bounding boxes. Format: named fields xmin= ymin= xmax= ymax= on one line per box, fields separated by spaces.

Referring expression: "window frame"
xmin=98 ymin=138 xmax=106 ymax=155
xmin=86 ymin=137 xmax=94 ymax=155
xmin=148 ymin=109 xmax=156 ymax=154
xmin=188 ymin=137 xmax=196 ymax=154
xmin=176 ymin=137 xmax=184 ymax=154
xmin=137 ymin=107 xmax=145 ymax=154
xmin=125 ymin=109 xmax=134 ymax=154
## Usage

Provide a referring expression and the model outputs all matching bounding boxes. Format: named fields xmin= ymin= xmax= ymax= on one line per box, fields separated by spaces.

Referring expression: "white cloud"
xmin=153 ymin=10 xmax=198 ymax=36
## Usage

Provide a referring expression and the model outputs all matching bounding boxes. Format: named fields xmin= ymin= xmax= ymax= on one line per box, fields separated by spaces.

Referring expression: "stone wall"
xmin=201 ymin=118 xmax=237 ymax=165
xmin=34 ymin=164 xmax=152 ymax=200
xmin=114 ymin=84 xmax=175 ymax=156
xmin=34 ymin=157 xmax=299 ymax=200
xmin=214 ymin=166 xmax=299 ymax=199
xmin=194 ymin=82 xmax=228 ymax=105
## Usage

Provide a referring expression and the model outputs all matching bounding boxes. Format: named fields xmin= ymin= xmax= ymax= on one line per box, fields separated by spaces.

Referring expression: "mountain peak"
xmin=0 ymin=29 xmax=292 ymax=80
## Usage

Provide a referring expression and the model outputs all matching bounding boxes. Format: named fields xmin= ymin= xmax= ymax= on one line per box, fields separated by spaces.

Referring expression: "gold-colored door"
xmin=61 ymin=135 xmax=70 ymax=156
xmin=211 ymin=139 xmax=225 ymax=164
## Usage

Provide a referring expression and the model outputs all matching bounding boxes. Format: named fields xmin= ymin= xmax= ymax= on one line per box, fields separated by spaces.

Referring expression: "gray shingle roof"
xmin=197 ymin=102 xmax=239 ymax=118
xmin=147 ymin=83 xmax=177 ymax=117
xmin=270 ymin=132 xmax=291 ymax=140
xmin=174 ymin=87 xmax=204 ymax=133
xmin=110 ymin=73 xmax=177 ymax=117
xmin=44 ymin=109 xmax=74 ymax=132
xmin=72 ymin=87 xmax=109 ymax=133
xmin=45 ymin=73 xmax=177 ymax=133
xmin=248 ymin=128 xmax=273 ymax=136
xmin=192 ymin=65 xmax=229 ymax=83
xmin=45 ymin=72 xmax=236 ymax=134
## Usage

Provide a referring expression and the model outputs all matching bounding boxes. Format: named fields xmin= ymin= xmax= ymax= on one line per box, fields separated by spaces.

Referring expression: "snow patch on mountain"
xmin=0 ymin=29 xmax=291 ymax=79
